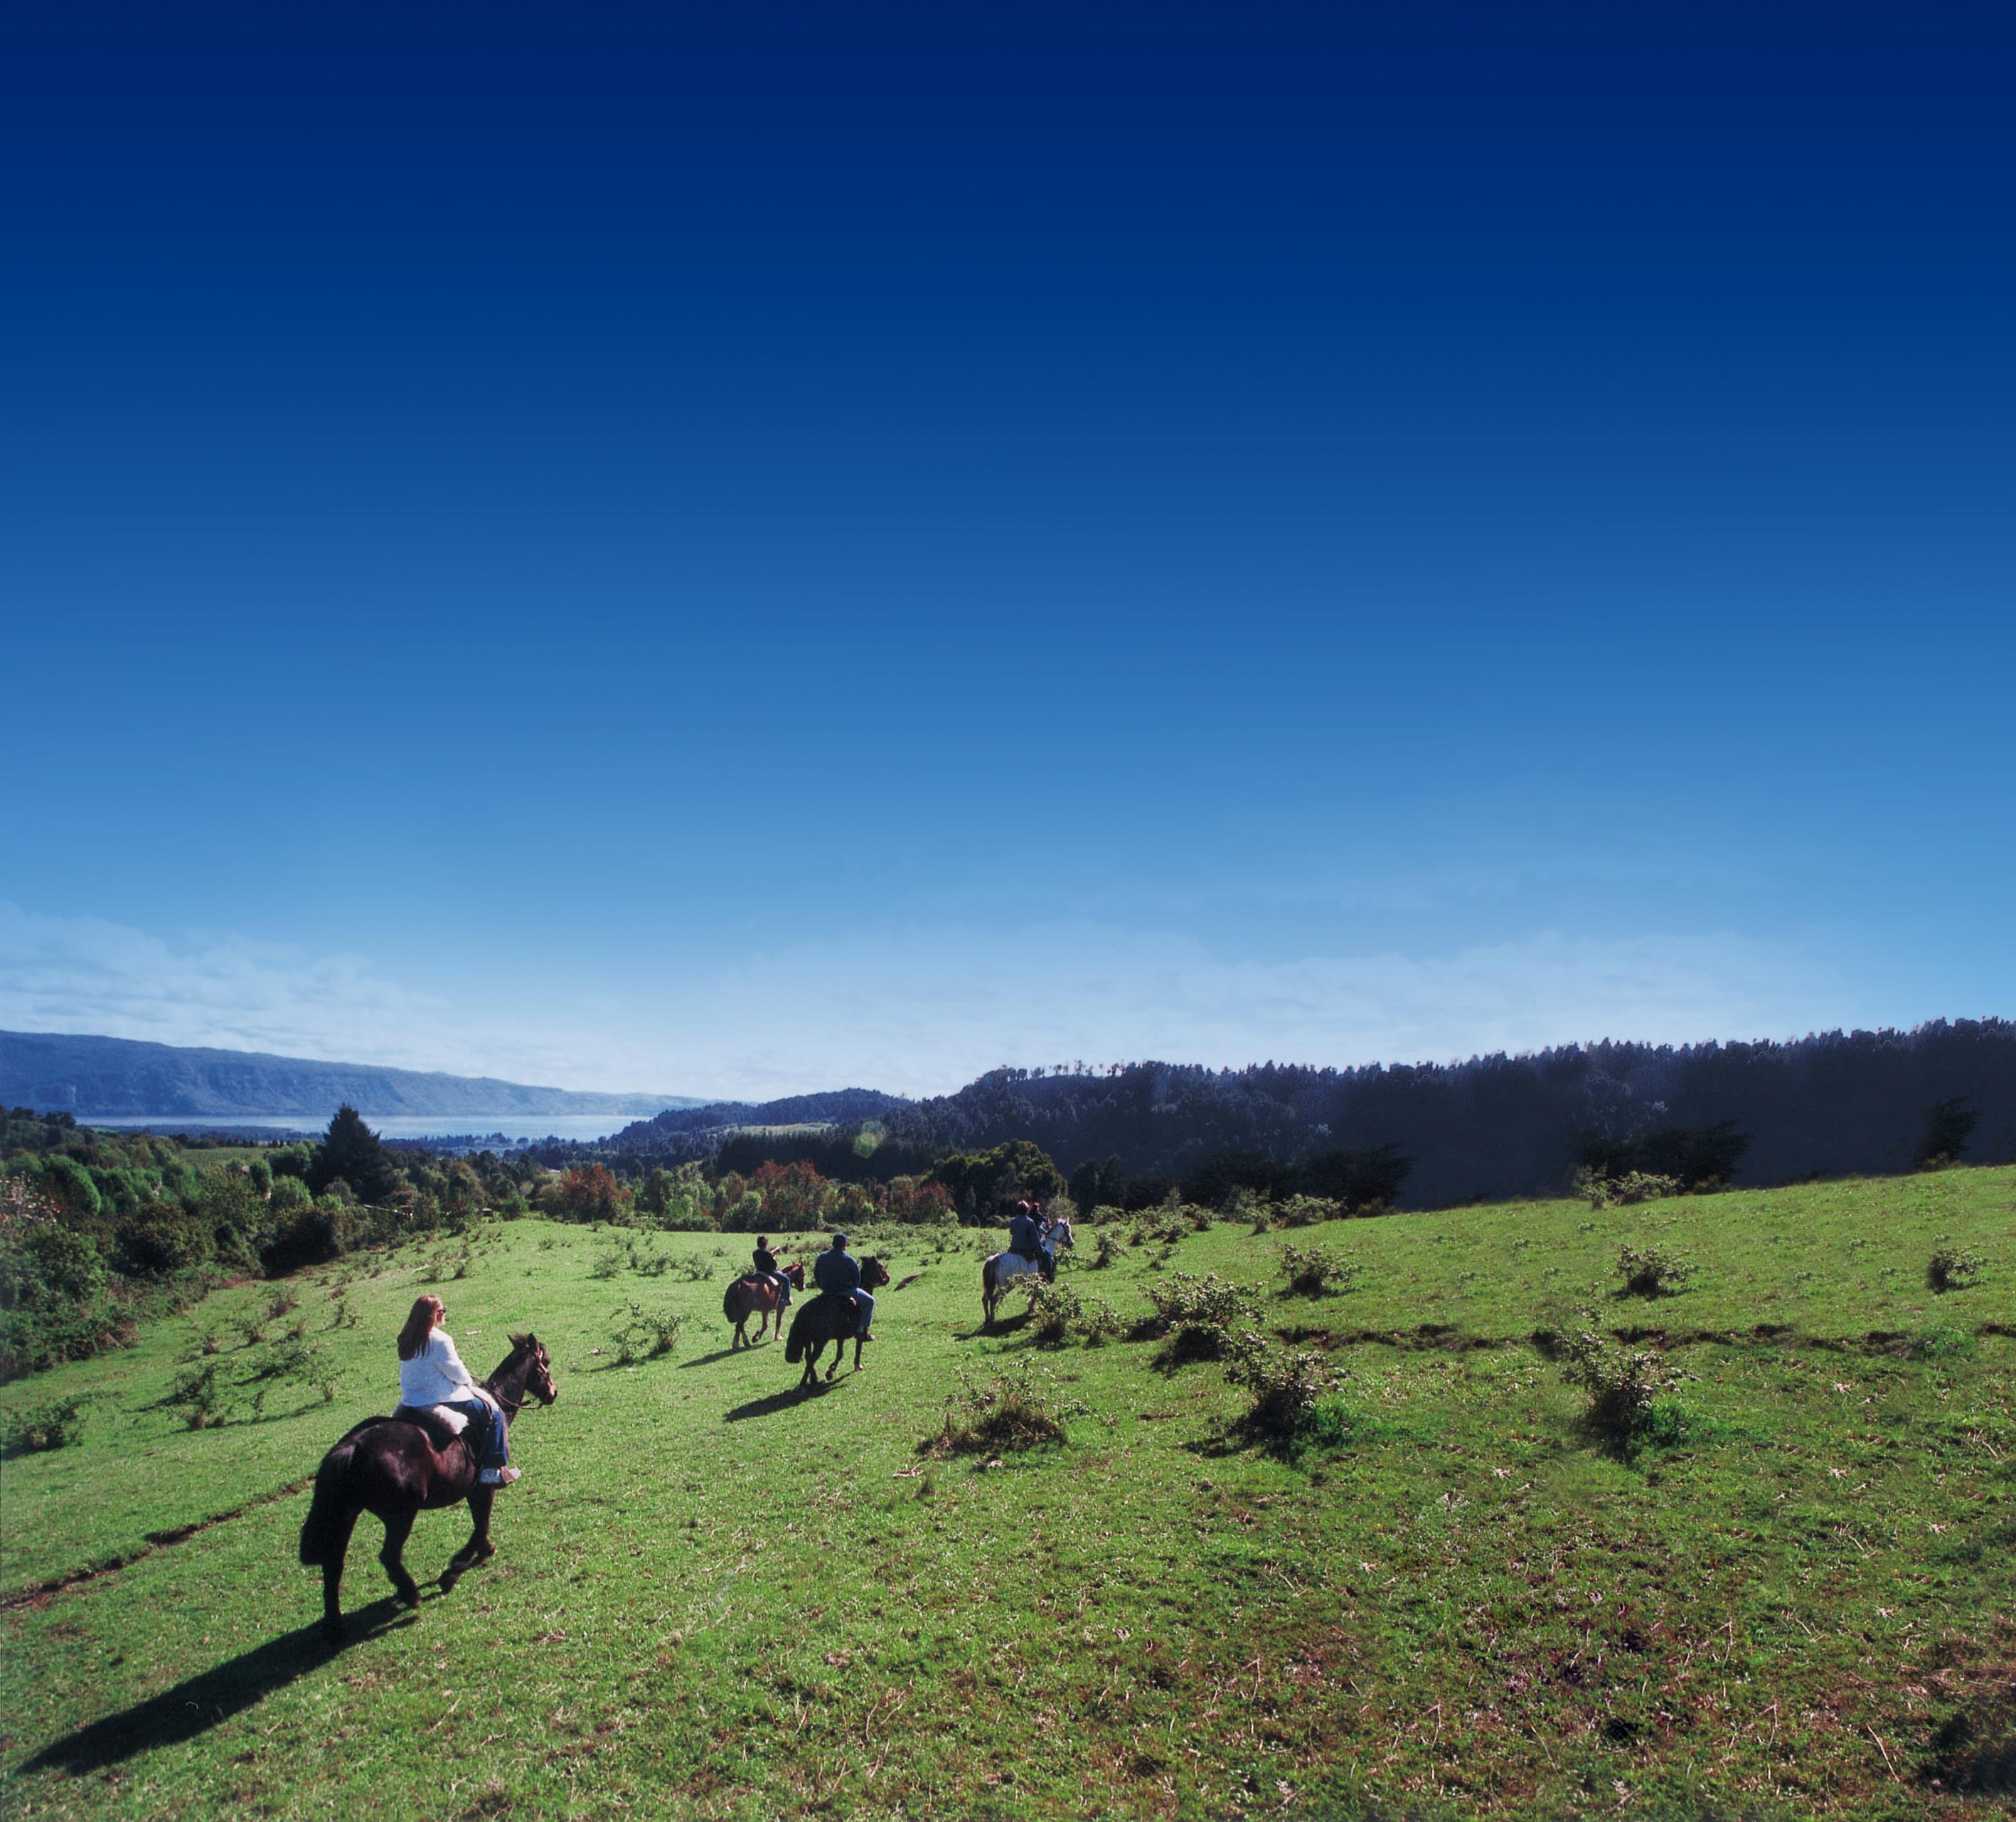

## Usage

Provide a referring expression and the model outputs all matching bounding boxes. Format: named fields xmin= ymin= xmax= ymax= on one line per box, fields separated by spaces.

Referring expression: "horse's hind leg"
xmin=378 ymin=1504 xmax=422 ymax=1609
xmin=319 ymin=1508 xmax=359 ymax=1643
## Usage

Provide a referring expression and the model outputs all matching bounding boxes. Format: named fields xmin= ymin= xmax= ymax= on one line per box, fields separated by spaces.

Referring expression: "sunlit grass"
xmin=1 ymin=1167 xmax=2010 ymax=1818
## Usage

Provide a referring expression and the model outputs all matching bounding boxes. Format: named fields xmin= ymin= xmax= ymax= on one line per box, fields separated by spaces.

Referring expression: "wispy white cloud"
xmin=1 ymin=901 xmax=1862 ymax=1102
xmin=681 ymin=920 xmax=1856 ymax=1096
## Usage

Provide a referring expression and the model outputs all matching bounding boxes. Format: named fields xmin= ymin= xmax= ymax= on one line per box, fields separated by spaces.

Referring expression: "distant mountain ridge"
xmin=0 ymin=1030 xmax=698 ymax=1121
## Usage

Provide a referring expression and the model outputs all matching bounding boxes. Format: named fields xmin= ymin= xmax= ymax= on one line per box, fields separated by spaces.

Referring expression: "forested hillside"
xmin=555 ymin=1020 xmax=2015 ymax=1208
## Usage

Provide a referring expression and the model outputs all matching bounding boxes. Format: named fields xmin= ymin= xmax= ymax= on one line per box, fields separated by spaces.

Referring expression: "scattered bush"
xmin=163 ymin=1362 xmax=229 ymax=1429
xmin=611 ymin=1301 xmax=683 ymax=1365
xmin=1548 ymin=1311 xmax=1680 ymax=1447
xmin=1129 ymin=1209 xmax=1193 ymax=1247
xmin=1279 ymin=1244 xmax=1361 ymax=1298
xmin=1271 ymin=1195 xmax=1348 ymax=1230
xmin=924 ymin=1358 xmax=1088 ymax=1454
xmin=1143 ymin=1272 xmax=1252 ymax=1333
xmin=1618 ymin=1244 xmax=1695 ymax=1297
xmin=1028 ymin=1280 xmax=1081 ymax=1344
xmin=1927 ymin=1240 xmax=1986 ymax=1294
xmin=1141 ymin=1272 xmax=1256 ymax=1361
xmin=1026 ymin=1282 xmax=1124 ymax=1347
xmin=1911 ymin=1323 xmax=1978 ymax=1361
xmin=1222 ymin=1330 xmax=1340 ymax=1442
xmin=0 ymin=1393 xmax=91 ymax=1458
xmin=1576 ymin=1167 xmax=1684 ymax=1209
xmin=1090 ymin=1230 xmax=1126 ymax=1270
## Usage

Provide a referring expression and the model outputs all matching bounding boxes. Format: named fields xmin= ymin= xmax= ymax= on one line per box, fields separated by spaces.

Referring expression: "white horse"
xmin=980 ymin=1215 xmax=1074 ymax=1328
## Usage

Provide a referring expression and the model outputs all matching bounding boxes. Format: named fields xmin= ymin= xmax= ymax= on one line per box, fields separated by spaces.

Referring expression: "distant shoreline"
xmin=73 ymin=1112 xmax=645 ymax=1145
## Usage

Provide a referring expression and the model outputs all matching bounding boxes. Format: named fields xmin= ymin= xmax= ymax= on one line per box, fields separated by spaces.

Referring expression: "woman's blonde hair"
xmin=397 ymin=1294 xmax=444 ymax=1361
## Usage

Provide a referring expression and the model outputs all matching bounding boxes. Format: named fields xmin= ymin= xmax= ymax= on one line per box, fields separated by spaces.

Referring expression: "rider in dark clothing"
xmin=753 ymin=1235 xmax=789 ymax=1302
xmin=1007 ymin=1202 xmax=1042 ymax=1262
xmin=814 ymin=1231 xmax=873 ymax=1340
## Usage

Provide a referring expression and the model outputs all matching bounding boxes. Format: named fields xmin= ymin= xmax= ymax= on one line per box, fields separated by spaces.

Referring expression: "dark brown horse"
xmin=784 ymin=1256 xmax=890 ymax=1387
xmin=722 ymin=1259 xmax=806 ymax=1348
xmin=299 ymin=1333 xmax=558 ymax=1643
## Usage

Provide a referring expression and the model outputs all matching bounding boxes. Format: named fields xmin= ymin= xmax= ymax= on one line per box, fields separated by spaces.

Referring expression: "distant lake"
xmin=85 ymin=1114 xmax=644 ymax=1144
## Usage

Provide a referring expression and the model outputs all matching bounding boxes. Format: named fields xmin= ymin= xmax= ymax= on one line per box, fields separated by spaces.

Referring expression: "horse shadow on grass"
xmin=722 ymin=1383 xmax=830 ymax=1422
xmin=21 ymin=1598 xmax=412 ymax=1776
xmin=679 ymin=1344 xmax=757 ymax=1370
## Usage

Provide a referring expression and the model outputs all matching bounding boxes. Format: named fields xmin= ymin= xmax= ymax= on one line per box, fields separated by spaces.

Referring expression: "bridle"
xmin=487 ymin=1341 xmax=557 ymax=1416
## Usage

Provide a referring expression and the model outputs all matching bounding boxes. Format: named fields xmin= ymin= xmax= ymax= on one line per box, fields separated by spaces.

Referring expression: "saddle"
xmin=388 ymin=1402 xmax=476 ymax=1451
xmin=813 ymin=1288 xmax=861 ymax=1329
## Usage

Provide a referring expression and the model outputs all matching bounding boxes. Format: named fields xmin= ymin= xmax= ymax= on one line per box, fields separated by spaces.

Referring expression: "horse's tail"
xmin=784 ymin=1301 xmax=809 ymax=1364
xmin=299 ymin=1440 xmax=358 ymax=1566
xmin=722 ymin=1282 xmax=740 ymax=1323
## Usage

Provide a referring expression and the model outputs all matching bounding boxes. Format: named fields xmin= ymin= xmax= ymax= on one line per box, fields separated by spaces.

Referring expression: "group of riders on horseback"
xmin=303 ymin=1198 xmax=1068 ymax=1637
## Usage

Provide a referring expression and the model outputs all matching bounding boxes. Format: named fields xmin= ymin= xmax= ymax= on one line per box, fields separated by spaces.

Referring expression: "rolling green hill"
xmin=1 ymin=1168 xmax=2010 ymax=1818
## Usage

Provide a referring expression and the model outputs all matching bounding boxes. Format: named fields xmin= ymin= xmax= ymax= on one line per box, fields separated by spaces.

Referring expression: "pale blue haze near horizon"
xmin=4 ymin=3 xmax=2011 ymax=1099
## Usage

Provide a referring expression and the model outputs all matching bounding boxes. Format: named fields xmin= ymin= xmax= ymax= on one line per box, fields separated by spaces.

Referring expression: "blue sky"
xmin=4 ymin=4 xmax=2012 ymax=1098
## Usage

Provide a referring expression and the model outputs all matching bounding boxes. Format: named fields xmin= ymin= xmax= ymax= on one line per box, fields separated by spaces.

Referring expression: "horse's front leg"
xmin=378 ymin=1504 xmax=422 ymax=1609
xmin=442 ymin=1486 xmax=497 ymax=1592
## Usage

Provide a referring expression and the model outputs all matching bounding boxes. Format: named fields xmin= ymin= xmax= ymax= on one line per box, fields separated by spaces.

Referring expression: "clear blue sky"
xmin=5 ymin=3 xmax=2011 ymax=1097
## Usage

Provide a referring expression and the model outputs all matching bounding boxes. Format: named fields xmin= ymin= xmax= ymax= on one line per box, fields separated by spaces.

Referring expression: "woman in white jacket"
xmin=395 ymin=1294 xmax=520 ymax=1486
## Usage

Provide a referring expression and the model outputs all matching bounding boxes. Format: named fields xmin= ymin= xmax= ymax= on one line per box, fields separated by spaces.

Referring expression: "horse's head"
xmin=862 ymin=1255 xmax=891 ymax=1289
xmin=506 ymin=1332 xmax=560 ymax=1406
xmin=1050 ymin=1217 xmax=1075 ymax=1248
xmin=785 ymin=1260 xmax=806 ymax=1288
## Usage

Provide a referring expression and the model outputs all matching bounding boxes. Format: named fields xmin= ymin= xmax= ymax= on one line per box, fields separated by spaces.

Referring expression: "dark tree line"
xmin=540 ymin=1018 xmax=2013 ymax=1208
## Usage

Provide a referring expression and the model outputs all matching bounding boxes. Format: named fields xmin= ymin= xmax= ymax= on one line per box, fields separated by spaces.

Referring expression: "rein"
xmin=483 ymin=1344 xmax=545 ymax=1419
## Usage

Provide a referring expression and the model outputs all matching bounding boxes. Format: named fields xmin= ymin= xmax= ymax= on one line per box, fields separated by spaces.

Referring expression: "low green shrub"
xmin=162 ymin=1361 xmax=230 ymax=1429
xmin=1140 ymin=1272 xmax=1256 ymax=1360
xmin=1576 ymin=1167 xmax=1684 ymax=1209
xmin=1271 ymin=1195 xmax=1347 ymax=1230
xmin=924 ymin=1358 xmax=1088 ymax=1454
xmin=1279 ymin=1244 xmax=1361 ymax=1298
xmin=1027 ymin=1282 xmax=1124 ymax=1346
xmin=1618 ymin=1244 xmax=1695 ymax=1297
xmin=1027 ymin=1280 xmax=1082 ymax=1345
xmin=1222 ymin=1330 xmax=1339 ymax=1442
xmin=0 ymin=1392 xmax=91 ymax=1458
xmin=1926 ymin=1240 xmax=1985 ymax=1294
xmin=611 ymin=1301 xmax=683 ymax=1365
xmin=1547 ymin=1311 xmax=1680 ymax=1446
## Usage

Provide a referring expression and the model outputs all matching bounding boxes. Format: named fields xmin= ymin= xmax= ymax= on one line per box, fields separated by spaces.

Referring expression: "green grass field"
xmin=2 ymin=1169 xmax=2010 ymax=1820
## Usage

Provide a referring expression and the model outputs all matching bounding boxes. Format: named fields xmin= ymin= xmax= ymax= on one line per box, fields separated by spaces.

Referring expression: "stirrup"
xmin=479 ymin=1466 xmax=521 ymax=1486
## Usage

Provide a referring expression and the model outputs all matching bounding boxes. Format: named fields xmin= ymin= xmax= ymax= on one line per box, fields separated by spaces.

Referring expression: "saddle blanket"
xmin=390 ymin=1402 xmax=470 ymax=1435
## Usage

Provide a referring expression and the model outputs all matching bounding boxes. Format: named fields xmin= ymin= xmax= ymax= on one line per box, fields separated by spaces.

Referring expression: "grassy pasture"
xmin=1 ymin=1170 xmax=2010 ymax=1820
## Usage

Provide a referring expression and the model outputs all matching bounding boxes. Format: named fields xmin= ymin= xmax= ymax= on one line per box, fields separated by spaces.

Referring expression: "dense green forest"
xmin=545 ymin=1019 xmax=2015 ymax=1206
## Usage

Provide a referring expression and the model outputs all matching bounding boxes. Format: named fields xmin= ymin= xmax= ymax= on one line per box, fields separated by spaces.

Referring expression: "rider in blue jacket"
xmin=814 ymin=1231 xmax=873 ymax=1342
